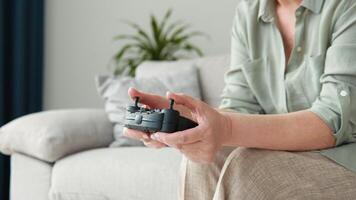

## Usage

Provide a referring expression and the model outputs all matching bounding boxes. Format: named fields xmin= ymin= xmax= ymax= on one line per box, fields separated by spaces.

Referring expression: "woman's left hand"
xmin=151 ymin=92 xmax=232 ymax=163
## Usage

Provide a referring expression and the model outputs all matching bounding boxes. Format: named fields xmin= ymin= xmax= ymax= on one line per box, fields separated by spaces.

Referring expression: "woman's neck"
xmin=276 ymin=0 xmax=302 ymax=7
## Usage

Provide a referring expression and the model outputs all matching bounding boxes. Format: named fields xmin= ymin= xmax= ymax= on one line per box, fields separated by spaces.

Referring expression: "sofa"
xmin=0 ymin=55 xmax=230 ymax=200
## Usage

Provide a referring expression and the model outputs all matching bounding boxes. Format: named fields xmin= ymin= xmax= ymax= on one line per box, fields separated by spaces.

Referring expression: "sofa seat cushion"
xmin=11 ymin=153 xmax=53 ymax=200
xmin=50 ymin=147 xmax=182 ymax=200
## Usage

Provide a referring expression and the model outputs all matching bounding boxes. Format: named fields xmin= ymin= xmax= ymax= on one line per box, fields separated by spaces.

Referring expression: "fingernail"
xmin=150 ymin=134 xmax=157 ymax=140
xmin=151 ymin=133 xmax=160 ymax=141
xmin=143 ymin=134 xmax=149 ymax=139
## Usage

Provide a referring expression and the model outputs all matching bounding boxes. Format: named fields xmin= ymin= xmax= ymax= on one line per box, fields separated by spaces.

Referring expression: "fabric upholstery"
xmin=136 ymin=56 xmax=230 ymax=107
xmin=214 ymin=148 xmax=356 ymax=200
xmin=11 ymin=153 xmax=52 ymax=200
xmin=50 ymin=147 xmax=182 ymax=200
xmin=194 ymin=55 xmax=230 ymax=107
xmin=135 ymin=60 xmax=202 ymax=100
xmin=180 ymin=147 xmax=235 ymax=200
xmin=181 ymin=147 xmax=356 ymax=200
xmin=0 ymin=109 xmax=114 ymax=162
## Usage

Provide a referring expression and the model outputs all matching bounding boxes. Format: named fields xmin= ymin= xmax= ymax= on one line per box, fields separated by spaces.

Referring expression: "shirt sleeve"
xmin=219 ymin=11 xmax=264 ymax=114
xmin=308 ymin=2 xmax=356 ymax=146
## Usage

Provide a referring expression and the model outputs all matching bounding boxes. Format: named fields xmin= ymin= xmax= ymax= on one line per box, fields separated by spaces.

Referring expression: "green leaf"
xmin=150 ymin=14 xmax=161 ymax=46
xmin=168 ymin=24 xmax=191 ymax=40
xmin=160 ymin=9 xmax=172 ymax=30
xmin=171 ymin=31 xmax=206 ymax=44
xmin=183 ymin=43 xmax=204 ymax=57
xmin=121 ymin=20 xmax=154 ymax=45
xmin=114 ymin=44 xmax=135 ymax=61
xmin=114 ymin=34 xmax=143 ymax=45
xmin=163 ymin=20 xmax=185 ymax=37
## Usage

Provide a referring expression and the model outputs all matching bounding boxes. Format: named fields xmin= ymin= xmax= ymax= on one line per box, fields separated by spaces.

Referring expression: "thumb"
xmin=166 ymin=92 xmax=199 ymax=112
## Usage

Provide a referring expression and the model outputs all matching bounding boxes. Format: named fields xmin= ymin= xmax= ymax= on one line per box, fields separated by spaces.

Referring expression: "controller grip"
xmin=177 ymin=116 xmax=198 ymax=132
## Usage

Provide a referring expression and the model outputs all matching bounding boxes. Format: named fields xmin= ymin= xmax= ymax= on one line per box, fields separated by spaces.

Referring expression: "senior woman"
xmin=124 ymin=0 xmax=356 ymax=199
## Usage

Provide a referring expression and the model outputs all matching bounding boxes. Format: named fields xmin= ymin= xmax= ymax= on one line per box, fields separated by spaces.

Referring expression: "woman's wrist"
xmin=219 ymin=112 xmax=233 ymax=146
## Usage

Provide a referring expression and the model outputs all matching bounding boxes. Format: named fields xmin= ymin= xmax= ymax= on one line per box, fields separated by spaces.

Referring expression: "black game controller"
xmin=124 ymin=97 xmax=198 ymax=133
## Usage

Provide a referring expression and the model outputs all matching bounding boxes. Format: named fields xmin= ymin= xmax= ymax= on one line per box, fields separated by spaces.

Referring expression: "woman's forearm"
xmin=220 ymin=110 xmax=336 ymax=151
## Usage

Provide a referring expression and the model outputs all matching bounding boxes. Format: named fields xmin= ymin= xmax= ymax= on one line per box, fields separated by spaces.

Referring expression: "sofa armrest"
xmin=0 ymin=109 xmax=114 ymax=162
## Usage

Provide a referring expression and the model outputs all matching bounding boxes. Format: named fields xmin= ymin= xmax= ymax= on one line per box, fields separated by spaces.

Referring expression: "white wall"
xmin=44 ymin=0 xmax=238 ymax=110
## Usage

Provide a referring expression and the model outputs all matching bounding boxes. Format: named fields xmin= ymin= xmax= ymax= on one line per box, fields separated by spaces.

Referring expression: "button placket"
xmin=295 ymin=9 xmax=305 ymax=52
xmin=291 ymin=8 xmax=307 ymax=65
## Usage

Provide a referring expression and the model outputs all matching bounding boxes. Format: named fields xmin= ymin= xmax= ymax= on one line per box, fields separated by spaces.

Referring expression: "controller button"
xmin=135 ymin=115 xmax=143 ymax=124
xmin=140 ymin=108 xmax=149 ymax=112
xmin=127 ymin=106 xmax=139 ymax=113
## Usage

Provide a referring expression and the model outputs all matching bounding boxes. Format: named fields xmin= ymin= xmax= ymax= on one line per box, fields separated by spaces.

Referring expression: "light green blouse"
xmin=219 ymin=0 xmax=356 ymax=172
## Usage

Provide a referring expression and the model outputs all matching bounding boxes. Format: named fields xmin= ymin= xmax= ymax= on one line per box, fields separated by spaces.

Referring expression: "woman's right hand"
xmin=123 ymin=87 xmax=194 ymax=148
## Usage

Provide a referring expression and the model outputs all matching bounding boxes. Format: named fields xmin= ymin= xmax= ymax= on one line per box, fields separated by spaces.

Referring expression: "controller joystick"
xmin=127 ymin=97 xmax=140 ymax=113
xmin=124 ymin=97 xmax=198 ymax=133
xmin=169 ymin=99 xmax=174 ymax=109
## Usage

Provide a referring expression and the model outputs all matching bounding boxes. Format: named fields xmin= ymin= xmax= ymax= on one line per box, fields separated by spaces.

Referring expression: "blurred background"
xmin=0 ymin=0 xmax=237 ymax=199
xmin=44 ymin=0 xmax=236 ymax=109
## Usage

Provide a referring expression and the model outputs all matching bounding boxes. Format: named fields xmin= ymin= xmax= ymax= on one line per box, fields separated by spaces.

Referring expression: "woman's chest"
xmin=275 ymin=7 xmax=296 ymax=63
xmin=240 ymin=11 xmax=333 ymax=113
xmin=241 ymin=53 xmax=325 ymax=114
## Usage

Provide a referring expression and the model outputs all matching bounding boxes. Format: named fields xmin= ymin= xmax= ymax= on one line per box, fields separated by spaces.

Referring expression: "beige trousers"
xmin=180 ymin=147 xmax=356 ymax=200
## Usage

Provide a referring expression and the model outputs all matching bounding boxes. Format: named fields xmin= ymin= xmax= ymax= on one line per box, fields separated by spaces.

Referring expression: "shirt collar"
xmin=301 ymin=0 xmax=324 ymax=14
xmin=258 ymin=0 xmax=325 ymax=23
xmin=258 ymin=0 xmax=276 ymax=23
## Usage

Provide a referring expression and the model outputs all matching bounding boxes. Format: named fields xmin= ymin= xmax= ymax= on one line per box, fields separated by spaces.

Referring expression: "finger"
xmin=128 ymin=87 xmax=168 ymax=108
xmin=141 ymin=139 xmax=167 ymax=149
xmin=128 ymin=87 xmax=146 ymax=100
xmin=166 ymin=92 xmax=200 ymax=112
xmin=153 ymin=127 xmax=203 ymax=146
xmin=123 ymin=128 xmax=150 ymax=140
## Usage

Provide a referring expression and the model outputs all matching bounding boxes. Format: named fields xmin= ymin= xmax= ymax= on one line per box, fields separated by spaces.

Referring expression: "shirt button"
xmin=340 ymin=90 xmax=348 ymax=97
xmin=296 ymin=46 xmax=302 ymax=53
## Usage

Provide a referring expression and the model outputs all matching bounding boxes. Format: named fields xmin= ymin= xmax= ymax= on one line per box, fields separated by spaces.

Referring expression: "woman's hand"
xmin=150 ymin=92 xmax=232 ymax=163
xmin=123 ymin=87 xmax=193 ymax=149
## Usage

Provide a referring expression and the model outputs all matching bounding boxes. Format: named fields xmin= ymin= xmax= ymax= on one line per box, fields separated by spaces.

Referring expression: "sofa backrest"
xmin=194 ymin=55 xmax=230 ymax=107
xmin=136 ymin=55 xmax=230 ymax=107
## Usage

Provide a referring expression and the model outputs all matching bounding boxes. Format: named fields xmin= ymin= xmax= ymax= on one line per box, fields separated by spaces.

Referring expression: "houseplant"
xmin=112 ymin=9 xmax=206 ymax=77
